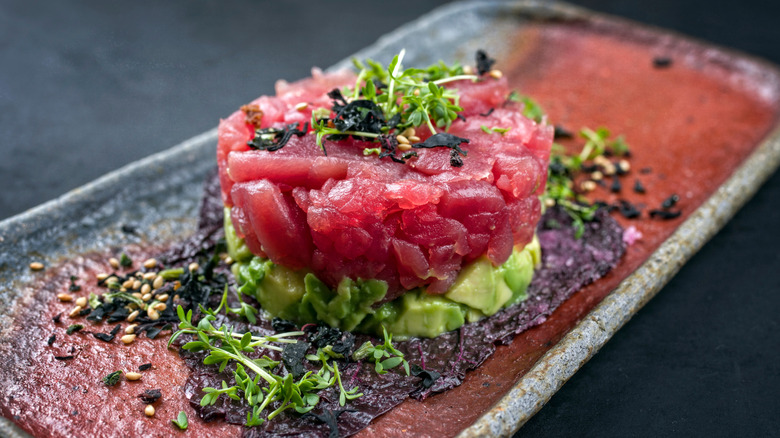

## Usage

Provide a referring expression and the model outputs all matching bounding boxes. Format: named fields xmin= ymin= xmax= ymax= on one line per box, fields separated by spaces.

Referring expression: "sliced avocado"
xmin=224 ymin=207 xmax=253 ymax=262
xmin=363 ymin=291 xmax=466 ymax=339
xmin=444 ymin=256 xmax=498 ymax=315
xmin=252 ymin=263 xmax=307 ymax=316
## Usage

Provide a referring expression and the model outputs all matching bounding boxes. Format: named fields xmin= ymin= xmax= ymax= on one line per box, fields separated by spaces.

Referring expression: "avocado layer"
xmin=226 ymin=208 xmax=540 ymax=338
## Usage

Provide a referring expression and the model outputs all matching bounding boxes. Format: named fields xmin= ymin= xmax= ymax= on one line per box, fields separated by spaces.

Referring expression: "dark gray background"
xmin=1 ymin=1 xmax=778 ymax=436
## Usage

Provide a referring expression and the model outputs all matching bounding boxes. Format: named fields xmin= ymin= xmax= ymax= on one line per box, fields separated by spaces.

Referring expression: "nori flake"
xmin=410 ymin=364 xmax=441 ymax=388
xmin=475 ymin=50 xmax=496 ymax=75
xmin=138 ymin=363 xmax=152 ymax=371
xmin=47 ymin=334 xmax=56 ymax=346
xmin=138 ymin=389 xmax=162 ymax=404
xmin=281 ymin=342 xmax=310 ymax=379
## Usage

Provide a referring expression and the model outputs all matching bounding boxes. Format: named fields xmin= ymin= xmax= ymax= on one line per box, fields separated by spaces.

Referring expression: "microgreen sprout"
xmin=352 ymin=326 xmax=410 ymax=376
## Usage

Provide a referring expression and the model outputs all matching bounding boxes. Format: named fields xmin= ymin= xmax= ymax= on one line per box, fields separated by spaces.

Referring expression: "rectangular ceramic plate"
xmin=1 ymin=1 xmax=779 ymax=437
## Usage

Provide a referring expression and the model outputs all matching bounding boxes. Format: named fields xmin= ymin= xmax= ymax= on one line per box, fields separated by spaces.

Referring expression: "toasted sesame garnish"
xmin=142 ymin=272 xmax=156 ymax=281
xmin=544 ymin=198 xmax=556 ymax=208
xmin=156 ymin=294 xmax=169 ymax=302
xmin=407 ymin=135 xmax=421 ymax=143
xmin=75 ymin=297 xmax=88 ymax=308
xmin=224 ymin=256 xmax=234 ymax=265
xmin=109 ymin=258 xmax=120 ymax=269
xmin=29 ymin=262 xmax=44 ymax=271
xmin=153 ymin=303 xmax=167 ymax=311
xmin=152 ymin=276 xmax=164 ymax=290
xmin=618 ymin=159 xmax=631 ymax=172
xmin=121 ymin=334 xmax=136 ymax=344
xmin=396 ymin=135 xmax=410 ymax=145
xmin=591 ymin=170 xmax=604 ymax=181
xmin=188 ymin=262 xmax=199 ymax=272
xmin=131 ymin=280 xmax=142 ymax=290
xmin=173 ymin=281 xmax=181 ymax=291
xmin=69 ymin=305 xmax=83 ymax=317
xmin=580 ymin=180 xmax=597 ymax=192
xmin=401 ymin=127 xmax=415 ymax=138
xmin=142 ymin=293 xmax=152 ymax=302
xmin=397 ymin=143 xmax=412 ymax=152
xmin=294 ymin=102 xmax=308 ymax=111
xmin=125 ymin=324 xmax=137 ymax=334
xmin=143 ymin=258 xmax=157 ymax=269
xmin=140 ymin=284 xmax=151 ymax=295
xmin=127 ymin=310 xmax=139 ymax=323
xmin=125 ymin=372 xmax=142 ymax=381
xmin=463 ymin=65 xmax=475 ymax=75
xmin=96 ymin=273 xmax=110 ymax=282
xmin=120 ymin=279 xmax=133 ymax=289
xmin=147 ymin=308 xmax=160 ymax=321
xmin=57 ymin=293 xmax=74 ymax=302
xmin=145 ymin=404 xmax=155 ymax=417
xmin=489 ymin=69 xmax=503 ymax=79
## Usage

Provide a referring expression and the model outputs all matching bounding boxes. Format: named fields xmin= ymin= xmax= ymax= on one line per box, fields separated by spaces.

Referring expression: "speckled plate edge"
xmin=1 ymin=1 xmax=779 ymax=437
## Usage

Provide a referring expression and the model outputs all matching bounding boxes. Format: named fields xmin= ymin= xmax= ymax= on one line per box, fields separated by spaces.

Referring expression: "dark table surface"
xmin=1 ymin=0 xmax=778 ymax=436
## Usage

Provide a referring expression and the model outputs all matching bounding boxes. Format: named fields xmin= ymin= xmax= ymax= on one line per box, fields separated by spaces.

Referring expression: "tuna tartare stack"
xmin=217 ymin=51 xmax=553 ymax=337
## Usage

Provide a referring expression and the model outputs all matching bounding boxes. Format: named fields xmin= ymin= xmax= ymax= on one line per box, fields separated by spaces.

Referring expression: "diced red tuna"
xmin=217 ymin=70 xmax=552 ymax=300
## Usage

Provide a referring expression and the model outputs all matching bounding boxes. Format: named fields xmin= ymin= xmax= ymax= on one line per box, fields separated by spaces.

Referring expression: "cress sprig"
xmin=312 ymin=49 xmax=478 ymax=151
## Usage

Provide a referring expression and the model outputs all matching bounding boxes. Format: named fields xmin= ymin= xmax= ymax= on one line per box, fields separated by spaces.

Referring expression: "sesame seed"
xmin=401 ymin=127 xmax=415 ymax=138
xmin=138 ymin=284 xmax=150 ymax=296
xmin=152 ymin=276 xmax=164 ymax=289
xmin=121 ymin=334 xmax=136 ymax=344
xmin=591 ymin=171 xmax=604 ymax=181
xmin=188 ymin=262 xmax=199 ymax=272
xmin=29 ymin=262 xmax=45 ymax=271
xmin=125 ymin=324 xmax=137 ymax=334
xmin=294 ymin=102 xmax=308 ymax=111
xmin=489 ymin=69 xmax=503 ymax=79
xmin=153 ymin=303 xmax=167 ymax=311
xmin=121 ymin=279 xmax=134 ymax=289
xmin=144 ymin=405 xmax=155 ymax=417
xmin=618 ymin=159 xmax=631 ymax=172
xmin=397 ymin=143 xmax=412 ymax=151
xmin=57 ymin=293 xmax=74 ymax=302
xmin=147 ymin=308 xmax=160 ymax=321
xmin=109 ymin=258 xmax=120 ymax=269
xmin=142 ymin=293 xmax=152 ymax=302
xmin=580 ymin=180 xmax=597 ymax=192
xmin=126 ymin=372 xmax=142 ymax=381
xmin=75 ymin=297 xmax=88 ymax=307
xmin=408 ymin=135 xmax=421 ymax=143
xmin=69 ymin=306 xmax=83 ymax=317
xmin=127 ymin=310 xmax=139 ymax=322
xmin=105 ymin=276 xmax=118 ymax=285
xmin=396 ymin=135 xmax=410 ymax=145
xmin=156 ymin=294 xmax=169 ymax=302
xmin=463 ymin=65 xmax=474 ymax=75
xmin=142 ymin=272 xmax=156 ymax=281
xmin=131 ymin=280 xmax=142 ymax=290
xmin=544 ymin=198 xmax=556 ymax=208
xmin=143 ymin=258 xmax=157 ymax=269
xmin=96 ymin=273 xmax=109 ymax=282
xmin=173 ymin=281 xmax=181 ymax=291
xmin=224 ymin=256 xmax=234 ymax=265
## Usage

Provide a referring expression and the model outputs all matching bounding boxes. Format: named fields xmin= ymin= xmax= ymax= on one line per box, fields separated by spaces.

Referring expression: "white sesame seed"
xmin=463 ymin=65 xmax=474 ymax=75
xmin=156 ymin=294 xmax=169 ymax=302
xmin=188 ymin=262 xmax=199 ymax=272
xmin=294 ymin=102 xmax=308 ymax=111
xmin=125 ymin=372 xmax=142 ymax=381
xmin=96 ymin=273 xmax=109 ymax=281
xmin=57 ymin=293 xmax=74 ymax=302
xmin=591 ymin=171 xmax=604 ymax=181
xmin=397 ymin=143 xmax=412 ymax=151
xmin=619 ymin=159 xmax=631 ymax=172
xmin=544 ymin=198 xmax=556 ymax=208
xmin=580 ymin=180 xmax=597 ymax=192
xmin=122 ymin=279 xmax=135 ymax=289
xmin=125 ymin=324 xmax=137 ymax=334
xmin=489 ymin=69 xmax=503 ymax=79
xmin=223 ymin=256 xmax=234 ymax=265
xmin=109 ymin=258 xmax=120 ymax=269
xmin=142 ymin=272 xmax=156 ymax=281
xmin=69 ymin=305 xmax=83 ymax=317
xmin=127 ymin=310 xmax=139 ymax=322
xmin=29 ymin=262 xmax=44 ymax=271
xmin=152 ymin=276 xmax=164 ymax=290
xmin=140 ymin=284 xmax=151 ymax=295
xmin=143 ymin=258 xmax=157 ymax=269
xmin=147 ymin=308 xmax=160 ymax=321
xmin=145 ymin=404 xmax=155 ymax=417
xmin=407 ymin=135 xmax=421 ymax=143
xmin=75 ymin=297 xmax=88 ymax=307
xmin=153 ymin=303 xmax=167 ymax=311
xmin=396 ymin=135 xmax=410 ymax=145
xmin=401 ymin=127 xmax=415 ymax=138
xmin=121 ymin=334 xmax=136 ymax=344
xmin=131 ymin=280 xmax=142 ymax=290
xmin=142 ymin=293 xmax=152 ymax=302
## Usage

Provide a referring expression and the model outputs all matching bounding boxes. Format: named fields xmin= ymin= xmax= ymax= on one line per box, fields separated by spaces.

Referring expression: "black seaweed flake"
xmin=479 ymin=108 xmax=495 ymax=117
xmin=650 ymin=209 xmax=682 ymax=219
xmin=271 ymin=317 xmax=298 ymax=333
xmin=653 ymin=56 xmax=673 ymax=68
xmin=617 ymin=199 xmax=641 ymax=219
xmin=610 ymin=176 xmax=622 ymax=193
xmin=661 ymin=193 xmax=680 ymax=209
xmin=282 ymin=342 xmax=310 ymax=379
xmin=634 ymin=179 xmax=646 ymax=194
xmin=411 ymin=133 xmax=469 ymax=167
xmin=378 ymin=134 xmax=406 ymax=164
xmin=138 ymin=389 xmax=162 ymax=404
xmin=640 ymin=166 xmax=653 ymax=174
xmin=52 ymin=313 xmax=62 ymax=324
xmin=410 ymin=364 xmax=441 ymax=389
xmin=68 ymin=276 xmax=81 ymax=292
xmin=248 ymin=122 xmax=308 ymax=152
xmin=328 ymin=88 xmax=386 ymax=136
xmin=553 ymin=125 xmax=574 ymax=139
xmin=305 ymin=409 xmax=355 ymax=438
xmin=47 ymin=334 xmax=56 ymax=346
xmin=54 ymin=355 xmax=75 ymax=361
xmin=138 ymin=363 xmax=152 ymax=371
xmin=120 ymin=224 xmax=138 ymax=235
xmin=475 ymin=50 xmax=496 ymax=75
xmin=93 ymin=324 xmax=121 ymax=342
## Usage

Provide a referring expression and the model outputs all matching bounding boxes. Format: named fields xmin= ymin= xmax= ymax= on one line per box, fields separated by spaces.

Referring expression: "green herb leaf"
xmin=171 ymin=411 xmax=188 ymax=430
xmin=102 ymin=370 xmax=122 ymax=386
